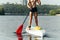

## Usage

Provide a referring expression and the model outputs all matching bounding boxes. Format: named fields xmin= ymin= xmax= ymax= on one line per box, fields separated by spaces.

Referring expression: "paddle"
xmin=16 ymin=14 xmax=29 ymax=34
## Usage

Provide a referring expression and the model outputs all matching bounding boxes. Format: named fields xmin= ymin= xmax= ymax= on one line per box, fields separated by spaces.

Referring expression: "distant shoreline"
xmin=56 ymin=14 xmax=60 ymax=16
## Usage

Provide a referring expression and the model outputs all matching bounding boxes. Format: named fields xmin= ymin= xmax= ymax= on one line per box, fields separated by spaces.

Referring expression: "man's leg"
xmin=34 ymin=12 xmax=38 ymax=26
xmin=34 ymin=12 xmax=41 ymax=30
xmin=28 ymin=12 xmax=33 ymax=28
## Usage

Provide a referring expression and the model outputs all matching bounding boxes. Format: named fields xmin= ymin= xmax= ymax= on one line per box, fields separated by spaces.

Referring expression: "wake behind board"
xmin=26 ymin=26 xmax=46 ymax=37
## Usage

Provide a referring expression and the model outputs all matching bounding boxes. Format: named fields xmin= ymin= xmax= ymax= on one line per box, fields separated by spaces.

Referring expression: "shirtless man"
xmin=27 ymin=0 xmax=41 ymax=30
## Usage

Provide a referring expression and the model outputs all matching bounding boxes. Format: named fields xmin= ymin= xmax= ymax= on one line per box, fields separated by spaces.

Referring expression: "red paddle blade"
xmin=16 ymin=24 xmax=23 ymax=34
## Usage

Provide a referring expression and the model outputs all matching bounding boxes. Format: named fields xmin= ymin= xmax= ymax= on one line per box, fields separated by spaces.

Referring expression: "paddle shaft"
xmin=22 ymin=13 xmax=29 ymax=24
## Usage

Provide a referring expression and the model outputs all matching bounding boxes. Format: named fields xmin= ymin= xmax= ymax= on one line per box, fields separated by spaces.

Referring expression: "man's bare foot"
xmin=27 ymin=26 xmax=31 ymax=30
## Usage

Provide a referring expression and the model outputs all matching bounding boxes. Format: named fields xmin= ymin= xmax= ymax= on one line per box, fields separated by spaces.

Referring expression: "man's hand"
xmin=27 ymin=2 xmax=32 ymax=9
xmin=39 ymin=1 xmax=41 ymax=5
xmin=37 ymin=0 xmax=41 ymax=5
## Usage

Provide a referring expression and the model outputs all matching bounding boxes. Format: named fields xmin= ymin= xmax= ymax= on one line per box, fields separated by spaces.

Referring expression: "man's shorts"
xmin=30 ymin=7 xmax=37 ymax=12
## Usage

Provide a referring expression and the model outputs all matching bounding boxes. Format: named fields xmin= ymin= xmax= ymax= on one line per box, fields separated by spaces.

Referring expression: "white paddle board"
xmin=26 ymin=26 xmax=46 ymax=37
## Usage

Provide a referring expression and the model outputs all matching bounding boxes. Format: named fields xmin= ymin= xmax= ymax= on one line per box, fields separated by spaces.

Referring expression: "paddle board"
xmin=26 ymin=26 xmax=46 ymax=38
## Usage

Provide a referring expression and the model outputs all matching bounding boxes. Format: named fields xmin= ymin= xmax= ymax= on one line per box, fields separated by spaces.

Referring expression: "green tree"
xmin=49 ymin=10 xmax=56 ymax=15
xmin=0 ymin=6 xmax=5 ymax=15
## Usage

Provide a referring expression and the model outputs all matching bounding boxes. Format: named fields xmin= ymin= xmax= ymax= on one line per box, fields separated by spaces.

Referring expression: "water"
xmin=0 ymin=16 xmax=60 ymax=40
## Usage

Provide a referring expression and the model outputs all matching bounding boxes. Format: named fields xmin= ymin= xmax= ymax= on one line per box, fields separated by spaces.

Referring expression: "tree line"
xmin=0 ymin=3 xmax=60 ymax=15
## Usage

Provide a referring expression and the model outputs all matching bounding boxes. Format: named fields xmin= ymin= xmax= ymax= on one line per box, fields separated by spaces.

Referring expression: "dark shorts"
xmin=30 ymin=7 xmax=37 ymax=12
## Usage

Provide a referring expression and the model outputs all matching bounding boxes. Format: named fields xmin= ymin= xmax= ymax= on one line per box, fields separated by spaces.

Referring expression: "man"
xmin=27 ymin=0 xmax=41 ymax=30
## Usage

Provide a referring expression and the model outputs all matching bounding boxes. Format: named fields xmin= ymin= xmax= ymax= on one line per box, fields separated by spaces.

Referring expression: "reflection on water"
xmin=16 ymin=34 xmax=23 ymax=40
xmin=28 ymin=35 xmax=31 ymax=40
xmin=28 ymin=35 xmax=39 ymax=40
xmin=34 ymin=37 xmax=39 ymax=40
xmin=16 ymin=33 xmax=43 ymax=40
xmin=26 ymin=34 xmax=43 ymax=40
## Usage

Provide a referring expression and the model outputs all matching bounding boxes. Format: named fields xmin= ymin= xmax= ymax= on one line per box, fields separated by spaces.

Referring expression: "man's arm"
xmin=27 ymin=3 xmax=30 ymax=8
xmin=27 ymin=0 xmax=32 ymax=9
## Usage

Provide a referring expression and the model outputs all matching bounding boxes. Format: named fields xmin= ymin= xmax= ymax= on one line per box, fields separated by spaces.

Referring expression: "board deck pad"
xmin=26 ymin=26 xmax=46 ymax=37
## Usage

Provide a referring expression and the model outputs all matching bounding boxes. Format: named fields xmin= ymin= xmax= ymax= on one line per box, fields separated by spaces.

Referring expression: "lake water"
xmin=0 ymin=16 xmax=60 ymax=40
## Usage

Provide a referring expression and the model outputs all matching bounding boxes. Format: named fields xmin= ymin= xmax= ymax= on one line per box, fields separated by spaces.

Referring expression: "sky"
xmin=0 ymin=0 xmax=60 ymax=5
